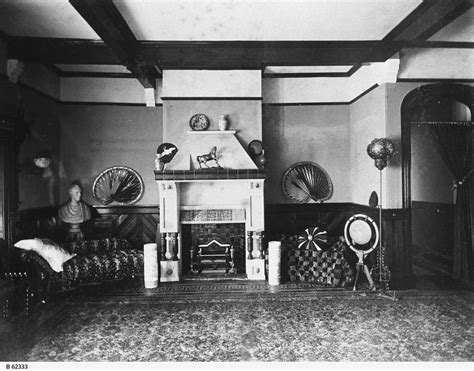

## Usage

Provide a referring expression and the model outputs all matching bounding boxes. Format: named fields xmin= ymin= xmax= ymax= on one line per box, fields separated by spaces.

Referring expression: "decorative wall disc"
xmin=189 ymin=114 xmax=210 ymax=131
xmin=281 ymin=161 xmax=333 ymax=203
xmin=92 ymin=166 xmax=144 ymax=205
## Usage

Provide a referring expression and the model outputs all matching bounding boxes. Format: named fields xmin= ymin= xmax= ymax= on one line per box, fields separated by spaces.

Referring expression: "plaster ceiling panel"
xmin=428 ymin=7 xmax=474 ymax=42
xmin=264 ymin=66 xmax=353 ymax=74
xmin=55 ymin=64 xmax=131 ymax=73
xmin=0 ymin=0 xmax=99 ymax=39
xmin=114 ymin=0 xmax=422 ymax=41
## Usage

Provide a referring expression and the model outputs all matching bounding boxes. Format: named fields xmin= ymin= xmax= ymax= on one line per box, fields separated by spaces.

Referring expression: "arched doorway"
xmin=401 ymin=83 xmax=473 ymax=289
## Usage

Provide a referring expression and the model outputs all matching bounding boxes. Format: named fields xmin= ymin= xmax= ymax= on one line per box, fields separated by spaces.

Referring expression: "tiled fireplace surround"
xmin=155 ymin=70 xmax=266 ymax=282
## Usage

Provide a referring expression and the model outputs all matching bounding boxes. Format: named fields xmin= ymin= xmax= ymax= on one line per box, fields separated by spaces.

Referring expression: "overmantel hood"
xmin=154 ymin=130 xmax=265 ymax=181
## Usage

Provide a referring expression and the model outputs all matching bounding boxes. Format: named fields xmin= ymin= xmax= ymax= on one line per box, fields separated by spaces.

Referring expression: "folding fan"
xmin=281 ymin=162 xmax=333 ymax=203
xmin=92 ymin=166 xmax=144 ymax=205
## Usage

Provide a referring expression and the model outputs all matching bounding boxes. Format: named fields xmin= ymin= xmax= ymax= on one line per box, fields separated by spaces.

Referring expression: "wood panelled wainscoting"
xmin=14 ymin=205 xmax=159 ymax=251
xmin=265 ymin=203 xmax=411 ymax=289
xmin=12 ymin=203 xmax=412 ymax=289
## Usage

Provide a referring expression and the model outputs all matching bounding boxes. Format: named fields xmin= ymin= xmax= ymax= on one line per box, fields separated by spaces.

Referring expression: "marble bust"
xmin=58 ymin=184 xmax=92 ymax=241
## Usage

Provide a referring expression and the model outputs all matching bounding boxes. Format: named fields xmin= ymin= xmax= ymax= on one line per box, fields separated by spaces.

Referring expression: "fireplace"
xmin=155 ymin=70 xmax=265 ymax=282
xmin=155 ymin=173 xmax=266 ymax=282
xmin=180 ymin=223 xmax=246 ymax=275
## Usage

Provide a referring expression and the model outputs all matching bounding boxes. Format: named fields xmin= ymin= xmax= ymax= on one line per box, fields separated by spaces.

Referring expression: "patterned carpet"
xmin=2 ymin=281 xmax=474 ymax=362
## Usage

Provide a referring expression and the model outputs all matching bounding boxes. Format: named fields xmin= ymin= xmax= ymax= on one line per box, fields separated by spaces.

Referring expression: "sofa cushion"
xmin=15 ymin=238 xmax=76 ymax=273
xmin=283 ymin=235 xmax=353 ymax=286
xmin=297 ymin=226 xmax=329 ymax=251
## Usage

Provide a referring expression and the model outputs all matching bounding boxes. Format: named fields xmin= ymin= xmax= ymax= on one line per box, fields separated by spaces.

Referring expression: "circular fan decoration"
xmin=282 ymin=162 xmax=333 ymax=203
xmin=92 ymin=166 xmax=144 ymax=205
xmin=297 ymin=226 xmax=329 ymax=251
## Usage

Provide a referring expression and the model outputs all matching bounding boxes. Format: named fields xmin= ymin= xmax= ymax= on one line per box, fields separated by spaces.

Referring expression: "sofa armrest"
xmin=19 ymin=250 xmax=55 ymax=299
xmin=20 ymin=251 xmax=55 ymax=277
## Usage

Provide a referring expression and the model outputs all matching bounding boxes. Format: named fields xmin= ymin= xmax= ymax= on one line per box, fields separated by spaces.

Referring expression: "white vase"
xmin=218 ymin=115 xmax=227 ymax=131
xmin=144 ymin=243 xmax=158 ymax=288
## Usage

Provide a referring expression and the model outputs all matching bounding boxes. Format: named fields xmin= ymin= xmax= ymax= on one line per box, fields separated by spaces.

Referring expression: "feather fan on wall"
xmin=92 ymin=166 xmax=144 ymax=205
xmin=281 ymin=162 xmax=333 ymax=203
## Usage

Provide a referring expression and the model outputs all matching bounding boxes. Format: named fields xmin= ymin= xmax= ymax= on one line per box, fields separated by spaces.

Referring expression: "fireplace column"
xmin=246 ymin=180 xmax=266 ymax=280
xmin=157 ymin=181 xmax=181 ymax=282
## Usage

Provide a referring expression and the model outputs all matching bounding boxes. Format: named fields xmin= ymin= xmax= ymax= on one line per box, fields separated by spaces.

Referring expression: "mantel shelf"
xmin=154 ymin=168 xmax=266 ymax=181
xmin=187 ymin=130 xmax=237 ymax=135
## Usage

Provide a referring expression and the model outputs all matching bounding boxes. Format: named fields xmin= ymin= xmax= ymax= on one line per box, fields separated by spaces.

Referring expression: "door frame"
xmin=400 ymin=82 xmax=474 ymax=281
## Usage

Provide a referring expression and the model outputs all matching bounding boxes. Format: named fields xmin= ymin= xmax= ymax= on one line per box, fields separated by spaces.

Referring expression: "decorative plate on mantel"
xmin=189 ymin=114 xmax=210 ymax=131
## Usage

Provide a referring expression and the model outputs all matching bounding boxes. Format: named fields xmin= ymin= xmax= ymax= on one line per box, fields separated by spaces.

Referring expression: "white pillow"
xmin=15 ymin=238 xmax=76 ymax=272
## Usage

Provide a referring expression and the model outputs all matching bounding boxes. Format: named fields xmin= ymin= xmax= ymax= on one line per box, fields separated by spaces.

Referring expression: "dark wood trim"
xmin=163 ymin=66 xmax=262 ymax=71
xmin=349 ymin=84 xmax=379 ymax=104
xmin=94 ymin=205 xmax=159 ymax=214
xmin=265 ymin=202 xmax=405 ymax=217
xmin=14 ymin=202 xmax=410 ymax=287
xmin=414 ymin=2 xmax=473 ymax=42
xmin=8 ymin=38 xmax=406 ymax=68
xmin=51 ymin=62 xmax=163 ymax=80
xmin=404 ymin=41 xmax=474 ymax=48
xmin=61 ymin=101 xmax=162 ymax=107
xmin=263 ymin=73 xmax=348 ymax=78
xmin=263 ymin=84 xmax=380 ymax=106
xmin=263 ymin=102 xmax=349 ymax=107
xmin=397 ymin=78 xmax=474 ymax=83
xmin=347 ymin=64 xmax=362 ymax=76
xmin=47 ymin=64 xmax=137 ymax=79
xmin=0 ymin=30 xmax=11 ymax=44
xmin=141 ymin=41 xmax=402 ymax=69
xmin=160 ymin=97 xmax=262 ymax=101
xmin=44 ymin=64 xmax=65 ymax=76
xmin=7 ymin=38 xmax=120 ymax=64
xmin=14 ymin=205 xmax=160 ymax=250
xmin=265 ymin=202 xmax=410 ymax=288
xmin=400 ymin=82 xmax=474 ymax=286
xmin=383 ymin=1 xmax=438 ymax=41
xmin=391 ymin=0 xmax=473 ymax=42
xmin=69 ymin=0 xmax=158 ymax=88
xmin=263 ymin=64 xmax=362 ymax=78
xmin=0 ymin=118 xmax=20 ymax=272
xmin=154 ymin=168 xmax=266 ymax=181
xmin=1 ymin=74 xmax=163 ymax=106
xmin=56 ymin=71 xmax=135 ymax=79
xmin=401 ymin=82 xmax=474 ymax=210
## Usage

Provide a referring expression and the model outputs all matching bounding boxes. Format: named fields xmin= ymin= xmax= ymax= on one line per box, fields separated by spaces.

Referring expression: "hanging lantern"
xmin=367 ymin=138 xmax=395 ymax=170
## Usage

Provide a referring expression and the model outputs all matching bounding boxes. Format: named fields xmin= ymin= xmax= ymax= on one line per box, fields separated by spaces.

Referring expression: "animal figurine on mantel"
xmin=197 ymin=146 xmax=222 ymax=169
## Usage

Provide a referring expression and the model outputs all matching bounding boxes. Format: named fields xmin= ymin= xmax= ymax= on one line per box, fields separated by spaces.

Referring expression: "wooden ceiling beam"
xmin=69 ymin=0 xmax=157 ymax=88
xmin=8 ymin=39 xmax=408 ymax=69
xmin=386 ymin=0 xmax=473 ymax=42
xmin=7 ymin=38 xmax=120 ymax=65
xmin=7 ymin=37 xmax=473 ymax=71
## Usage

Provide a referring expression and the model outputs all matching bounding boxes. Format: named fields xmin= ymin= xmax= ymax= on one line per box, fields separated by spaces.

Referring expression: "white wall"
xmin=399 ymin=48 xmax=474 ymax=80
xmin=60 ymin=77 xmax=163 ymax=104
xmin=262 ymin=61 xmax=399 ymax=104
xmin=163 ymin=70 xmax=261 ymax=98
xmin=349 ymin=85 xmax=388 ymax=207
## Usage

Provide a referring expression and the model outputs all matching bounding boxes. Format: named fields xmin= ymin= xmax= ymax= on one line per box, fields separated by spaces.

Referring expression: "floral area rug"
xmin=11 ymin=284 xmax=473 ymax=363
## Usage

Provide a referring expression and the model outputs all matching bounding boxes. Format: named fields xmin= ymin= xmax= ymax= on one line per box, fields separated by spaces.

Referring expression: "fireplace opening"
xmin=181 ymin=223 xmax=246 ymax=277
